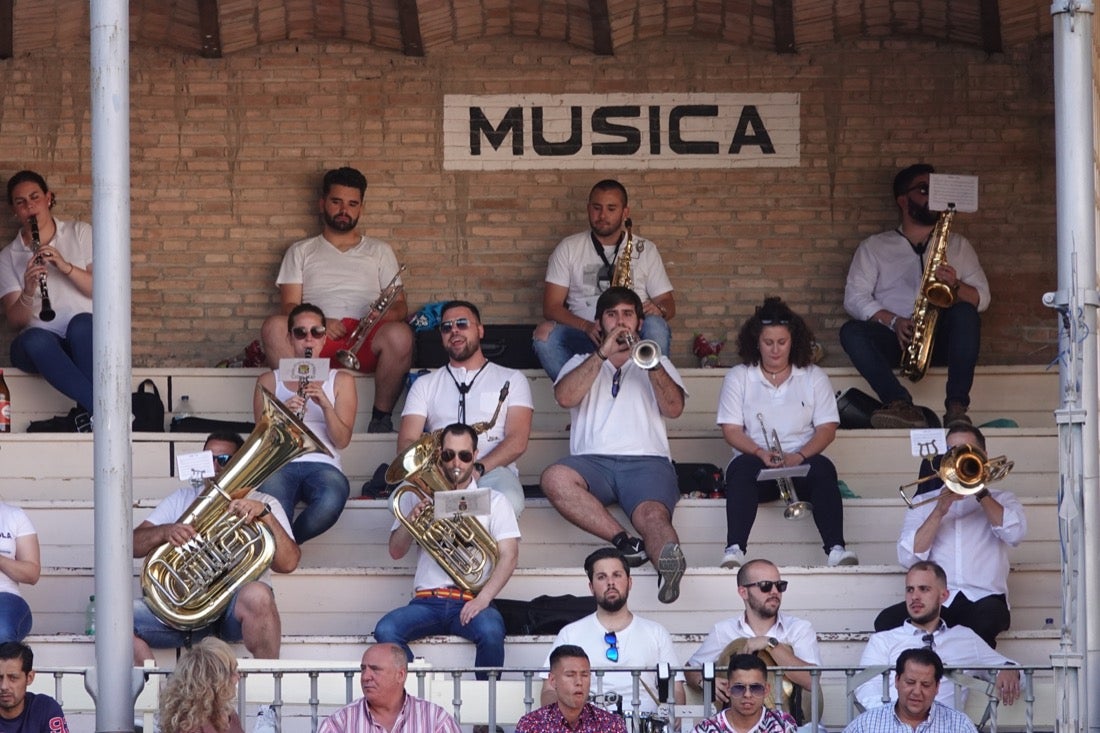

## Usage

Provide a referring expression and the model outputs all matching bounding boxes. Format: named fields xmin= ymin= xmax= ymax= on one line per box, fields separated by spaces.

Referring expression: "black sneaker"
xmin=657 ymin=542 xmax=687 ymax=604
xmin=367 ymin=415 xmax=394 ymax=433
xmin=613 ymin=534 xmax=648 ymax=567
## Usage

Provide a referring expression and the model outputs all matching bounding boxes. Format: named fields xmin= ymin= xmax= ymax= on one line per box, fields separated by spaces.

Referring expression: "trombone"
xmin=898 ymin=443 xmax=1014 ymax=509
xmin=756 ymin=413 xmax=812 ymax=520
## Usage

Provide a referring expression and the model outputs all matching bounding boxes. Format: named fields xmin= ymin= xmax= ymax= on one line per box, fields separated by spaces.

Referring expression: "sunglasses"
xmin=921 ymin=633 xmax=935 ymax=650
xmin=213 ymin=454 xmax=232 ymax=467
xmin=440 ymin=318 xmax=472 ymax=334
xmin=440 ymin=449 xmax=474 ymax=463
xmin=729 ymin=683 xmax=767 ymax=698
xmin=741 ymin=580 xmax=788 ymax=593
xmin=604 ymin=631 xmax=619 ymax=663
xmin=611 ymin=367 xmax=622 ymax=398
xmin=907 ymin=184 xmax=930 ymax=196
xmin=759 ymin=318 xmax=790 ymax=326
xmin=291 ymin=326 xmax=326 ymax=340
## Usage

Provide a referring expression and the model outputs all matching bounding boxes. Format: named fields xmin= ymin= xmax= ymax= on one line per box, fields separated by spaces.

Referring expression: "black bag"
xmin=835 ymin=387 xmax=881 ymax=429
xmin=132 ymin=379 xmax=166 ymax=432
xmin=415 ymin=324 xmax=540 ymax=370
xmin=494 ymin=594 xmax=597 ymax=635
xmin=169 ymin=416 xmax=256 ymax=434
xmin=673 ymin=461 xmax=724 ymax=495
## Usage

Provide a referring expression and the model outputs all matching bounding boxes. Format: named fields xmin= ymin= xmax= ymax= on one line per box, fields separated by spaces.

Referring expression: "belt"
xmin=415 ymin=588 xmax=474 ymax=602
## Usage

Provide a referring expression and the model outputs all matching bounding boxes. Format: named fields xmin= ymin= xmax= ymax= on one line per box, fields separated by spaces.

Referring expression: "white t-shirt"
xmin=0 ymin=218 xmax=94 ymax=335
xmin=0 ymin=504 xmax=36 ymax=597
xmin=544 ymin=231 xmax=673 ymax=320
xmin=402 ymin=363 xmax=533 ymax=473
xmin=276 ymin=234 xmax=402 ymax=321
xmin=716 ymin=364 xmax=839 ymax=455
xmin=540 ymin=612 xmax=682 ymax=714
xmin=558 ymin=355 xmax=687 ymax=457
xmin=272 ymin=369 xmax=344 ymax=469
xmin=687 ymin=612 xmax=822 ymax=668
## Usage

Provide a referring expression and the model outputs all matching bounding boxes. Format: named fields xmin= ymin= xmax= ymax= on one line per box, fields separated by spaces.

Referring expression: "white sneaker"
xmin=720 ymin=545 xmax=745 ymax=569
xmin=827 ymin=545 xmax=859 ymax=567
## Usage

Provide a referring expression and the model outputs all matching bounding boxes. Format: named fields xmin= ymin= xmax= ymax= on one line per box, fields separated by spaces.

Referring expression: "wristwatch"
xmin=256 ymin=504 xmax=272 ymax=520
xmin=974 ymin=489 xmax=991 ymax=503
xmin=474 ymin=462 xmax=486 ymax=476
xmin=766 ymin=636 xmax=780 ymax=650
xmin=887 ymin=314 xmax=898 ymax=331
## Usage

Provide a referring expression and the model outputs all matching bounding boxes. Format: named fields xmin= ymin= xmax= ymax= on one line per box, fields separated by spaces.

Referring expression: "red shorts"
xmin=320 ymin=317 xmax=385 ymax=373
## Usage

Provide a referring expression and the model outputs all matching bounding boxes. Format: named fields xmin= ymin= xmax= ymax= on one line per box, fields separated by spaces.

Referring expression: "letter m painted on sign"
xmin=470 ymin=107 xmax=524 ymax=155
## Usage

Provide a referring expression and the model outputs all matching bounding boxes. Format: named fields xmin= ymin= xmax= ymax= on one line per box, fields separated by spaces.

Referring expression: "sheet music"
xmin=756 ymin=464 xmax=811 ymax=481
xmin=929 ymin=174 xmax=978 ymax=213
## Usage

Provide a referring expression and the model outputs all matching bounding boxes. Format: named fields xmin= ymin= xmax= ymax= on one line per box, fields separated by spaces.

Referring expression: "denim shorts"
xmin=132 ymin=589 xmax=247 ymax=648
xmin=554 ymin=454 xmax=680 ymax=517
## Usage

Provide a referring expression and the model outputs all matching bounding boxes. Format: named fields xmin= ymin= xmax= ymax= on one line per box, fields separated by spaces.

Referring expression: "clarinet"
xmin=296 ymin=347 xmax=313 ymax=419
xmin=28 ymin=216 xmax=55 ymax=322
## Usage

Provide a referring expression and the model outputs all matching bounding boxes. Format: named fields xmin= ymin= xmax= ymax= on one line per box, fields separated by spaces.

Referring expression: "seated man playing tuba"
xmin=132 ymin=431 xmax=300 ymax=664
xmin=373 ymin=422 xmax=520 ymax=679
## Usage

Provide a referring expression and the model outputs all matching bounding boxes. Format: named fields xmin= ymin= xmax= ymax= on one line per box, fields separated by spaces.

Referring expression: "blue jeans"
xmin=0 ymin=593 xmax=32 ymax=642
xmin=133 ymin=590 xmax=246 ymax=647
xmin=11 ymin=312 xmax=94 ymax=412
xmin=838 ymin=302 xmax=981 ymax=409
xmin=373 ymin=595 xmax=506 ymax=679
xmin=533 ymin=316 xmax=672 ymax=380
xmin=259 ymin=461 xmax=349 ymax=543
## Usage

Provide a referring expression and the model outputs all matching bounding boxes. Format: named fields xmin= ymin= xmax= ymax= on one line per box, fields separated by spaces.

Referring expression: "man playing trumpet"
xmin=540 ymin=286 xmax=687 ymax=604
xmin=374 ymin=423 xmax=521 ymax=678
xmin=875 ymin=425 xmax=1026 ymax=648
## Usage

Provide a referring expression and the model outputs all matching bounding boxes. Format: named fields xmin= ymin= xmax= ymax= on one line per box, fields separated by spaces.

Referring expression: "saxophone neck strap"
xmin=591 ymin=229 xmax=625 ymax=269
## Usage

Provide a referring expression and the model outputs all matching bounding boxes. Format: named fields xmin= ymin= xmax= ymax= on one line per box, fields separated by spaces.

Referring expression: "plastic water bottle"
xmin=0 ymin=369 xmax=9 ymax=433
xmin=84 ymin=595 xmax=96 ymax=635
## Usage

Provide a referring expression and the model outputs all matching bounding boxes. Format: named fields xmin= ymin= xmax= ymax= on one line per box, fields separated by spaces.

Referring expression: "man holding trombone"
xmin=875 ymin=424 xmax=1026 ymax=648
xmin=540 ymin=286 xmax=688 ymax=604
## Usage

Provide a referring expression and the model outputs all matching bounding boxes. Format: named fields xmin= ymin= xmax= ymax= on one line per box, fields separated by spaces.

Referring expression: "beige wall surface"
xmin=0 ymin=35 xmax=1057 ymax=368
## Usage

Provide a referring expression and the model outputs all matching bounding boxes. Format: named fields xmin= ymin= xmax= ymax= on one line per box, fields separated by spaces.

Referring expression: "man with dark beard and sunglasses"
xmin=538 ymin=548 xmax=685 ymax=717
xmin=685 ymin=559 xmax=820 ymax=706
xmin=840 ymin=164 xmax=991 ymax=429
xmin=397 ymin=300 xmax=533 ymax=517
xmin=261 ymin=166 xmax=413 ymax=433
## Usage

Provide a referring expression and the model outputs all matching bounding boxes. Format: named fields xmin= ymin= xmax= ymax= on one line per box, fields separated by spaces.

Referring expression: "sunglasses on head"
xmin=213 ymin=454 xmax=232 ymax=467
xmin=741 ymin=580 xmax=788 ymax=593
xmin=440 ymin=318 xmax=471 ymax=334
xmin=729 ymin=683 xmax=767 ymax=698
xmin=291 ymin=326 xmax=326 ymax=340
xmin=759 ymin=318 xmax=790 ymax=326
xmin=440 ymin=449 xmax=474 ymax=463
xmin=604 ymin=631 xmax=619 ymax=663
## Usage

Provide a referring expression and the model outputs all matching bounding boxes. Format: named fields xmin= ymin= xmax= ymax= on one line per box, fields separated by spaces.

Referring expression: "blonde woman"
xmin=158 ymin=637 xmax=244 ymax=733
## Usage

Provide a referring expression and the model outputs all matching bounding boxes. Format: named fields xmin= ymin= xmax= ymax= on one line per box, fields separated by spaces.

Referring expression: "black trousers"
xmin=873 ymin=592 xmax=1011 ymax=648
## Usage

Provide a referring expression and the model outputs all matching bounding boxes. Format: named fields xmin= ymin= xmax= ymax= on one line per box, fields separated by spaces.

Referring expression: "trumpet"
xmin=28 ymin=216 xmax=55 ymax=322
xmin=295 ymin=347 xmax=312 ymax=419
xmin=898 ymin=443 xmax=1014 ymax=509
xmin=756 ymin=413 xmax=812 ymax=520
xmin=620 ymin=331 xmax=662 ymax=370
xmin=335 ymin=264 xmax=406 ymax=370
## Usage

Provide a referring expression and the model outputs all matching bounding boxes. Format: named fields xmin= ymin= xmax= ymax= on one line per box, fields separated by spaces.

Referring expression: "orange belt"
xmin=415 ymin=588 xmax=474 ymax=602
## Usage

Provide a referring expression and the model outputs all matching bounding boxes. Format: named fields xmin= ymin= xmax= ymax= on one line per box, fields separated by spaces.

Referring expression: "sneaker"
xmin=657 ymin=542 xmax=686 ymax=604
xmin=827 ymin=545 xmax=859 ymax=567
xmin=74 ymin=409 xmax=93 ymax=433
xmin=720 ymin=545 xmax=746 ymax=570
xmin=943 ymin=402 xmax=973 ymax=427
xmin=613 ymin=534 xmax=649 ymax=567
xmin=870 ymin=400 xmax=928 ymax=429
xmin=367 ymin=415 xmax=394 ymax=433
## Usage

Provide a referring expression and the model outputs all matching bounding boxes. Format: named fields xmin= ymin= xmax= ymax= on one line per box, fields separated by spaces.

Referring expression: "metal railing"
xmin=35 ymin=661 xmax=1057 ymax=733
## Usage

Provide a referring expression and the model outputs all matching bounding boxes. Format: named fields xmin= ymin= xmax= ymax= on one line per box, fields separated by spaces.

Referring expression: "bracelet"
xmin=18 ymin=293 xmax=33 ymax=307
xmin=796 ymin=451 xmax=807 ymax=461
xmin=656 ymin=304 xmax=667 ymax=317
xmin=63 ymin=263 xmax=74 ymax=276
xmin=887 ymin=315 xmax=898 ymax=331
xmin=595 ymin=348 xmax=607 ymax=360
xmin=257 ymin=504 xmax=271 ymax=519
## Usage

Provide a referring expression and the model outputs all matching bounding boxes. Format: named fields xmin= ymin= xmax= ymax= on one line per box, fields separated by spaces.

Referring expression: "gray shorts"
xmin=554 ymin=454 xmax=680 ymax=517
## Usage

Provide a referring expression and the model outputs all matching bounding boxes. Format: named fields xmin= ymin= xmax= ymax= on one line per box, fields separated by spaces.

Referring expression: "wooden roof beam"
xmin=772 ymin=0 xmax=796 ymax=53
xmin=197 ymin=0 xmax=222 ymax=58
xmin=396 ymin=0 xmax=424 ymax=57
xmin=979 ymin=0 xmax=1004 ymax=53
xmin=0 ymin=0 xmax=13 ymax=60
xmin=589 ymin=0 xmax=613 ymax=56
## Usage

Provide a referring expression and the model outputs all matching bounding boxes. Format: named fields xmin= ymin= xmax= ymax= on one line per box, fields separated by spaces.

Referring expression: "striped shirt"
xmin=317 ymin=693 xmax=461 ymax=733
xmin=842 ymin=701 xmax=979 ymax=733
xmin=692 ymin=707 xmax=798 ymax=733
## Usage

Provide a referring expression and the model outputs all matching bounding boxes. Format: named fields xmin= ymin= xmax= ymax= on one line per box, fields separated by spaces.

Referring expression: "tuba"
xmin=141 ymin=386 xmax=333 ymax=630
xmin=898 ymin=443 xmax=1014 ymax=508
xmin=899 ymin=208 xmax=956 ymax=382
xmin=385 ymin=383 xmax=510 ymax=593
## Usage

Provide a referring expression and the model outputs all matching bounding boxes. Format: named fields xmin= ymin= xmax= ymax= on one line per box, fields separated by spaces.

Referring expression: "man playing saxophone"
xmin=132 ymin=431 xmax=300 ymax=664
xmin=260 ymin=166 xmax=412 ymax=433
xmin=374 ymin=422 xmax=521 ymax=679
xmin=533 ymin=179 xmax=676 ymax=379
xmin=840 ymin=164 xmax=990 ymax=429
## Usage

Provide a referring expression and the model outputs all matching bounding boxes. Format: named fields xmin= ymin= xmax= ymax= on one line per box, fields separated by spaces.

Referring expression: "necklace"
xmin=762 ymin=364 xmax=790 ymax=382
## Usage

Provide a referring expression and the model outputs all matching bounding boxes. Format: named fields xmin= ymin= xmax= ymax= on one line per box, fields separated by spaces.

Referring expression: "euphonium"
xmin=141 ymin=386 xmax=333 ymax=630
xmin=900 ymin=208 xmax=956 ymax=382
xmin=610 ymin=218 xmax=635 ymax=289
xmin=898 ymin=443 xmax=1014 ymax=509
xmin=385 ymin=383 xmax=510 ymax=593
xmin=757 ymin=413 xmax=812 ymax=520
xmin=335 ymin=264 xmax=407 ymax=370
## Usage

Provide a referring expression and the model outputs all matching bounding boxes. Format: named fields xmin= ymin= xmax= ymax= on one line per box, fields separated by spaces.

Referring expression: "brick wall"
xmin=0 ymin=35 xmax=1058 ymax=368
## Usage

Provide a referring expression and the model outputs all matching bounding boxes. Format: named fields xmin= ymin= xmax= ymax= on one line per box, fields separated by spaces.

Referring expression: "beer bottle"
xmin=0 ymin=369 xmax=9 ymax=433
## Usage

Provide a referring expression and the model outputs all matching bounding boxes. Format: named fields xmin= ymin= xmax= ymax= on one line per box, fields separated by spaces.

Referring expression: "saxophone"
xmin=610 ymin=218 xmax=635 ymax=288
xmin=385 ymin=383 xmax=510 ymax=593
xmin=899 ymin=208 xmax=957 ymax=382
